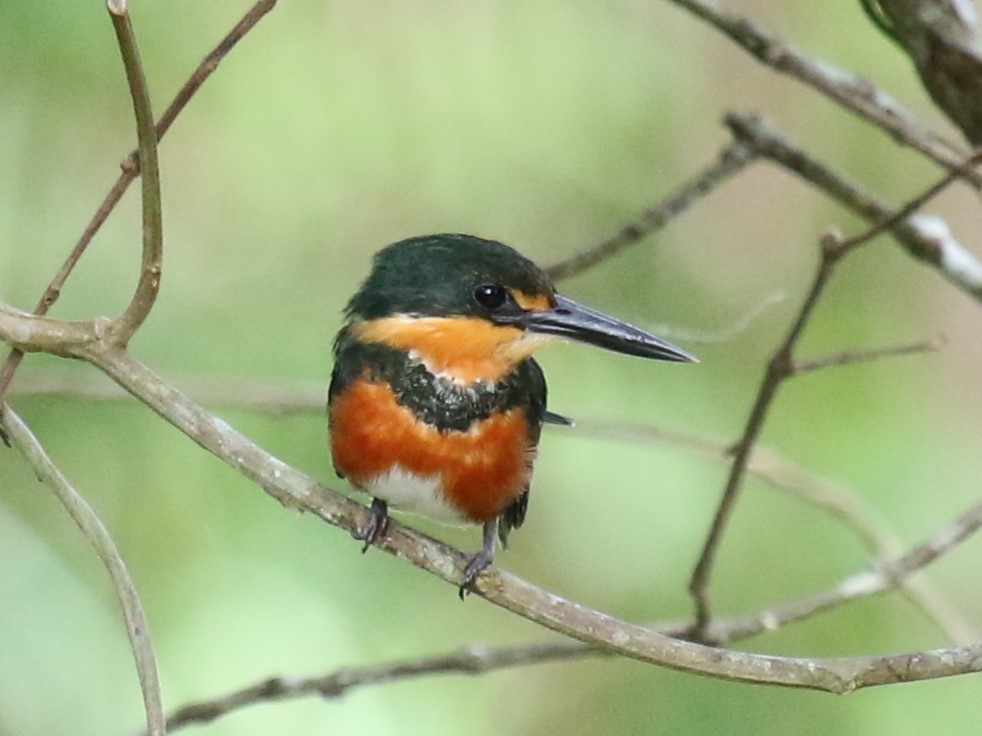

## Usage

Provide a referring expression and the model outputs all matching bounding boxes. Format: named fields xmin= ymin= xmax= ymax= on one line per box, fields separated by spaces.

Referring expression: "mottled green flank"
xmin=1 ymin=1 xmax=979 ymax=735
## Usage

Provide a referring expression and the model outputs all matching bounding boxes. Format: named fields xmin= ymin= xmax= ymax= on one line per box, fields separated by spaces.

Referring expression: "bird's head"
xmin=343 ymin=233 xmax=696 ymax=383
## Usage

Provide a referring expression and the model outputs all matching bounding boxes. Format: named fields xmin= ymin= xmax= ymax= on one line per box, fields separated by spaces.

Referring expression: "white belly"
xmin=363 ymin=465 xmax=467 ymax=525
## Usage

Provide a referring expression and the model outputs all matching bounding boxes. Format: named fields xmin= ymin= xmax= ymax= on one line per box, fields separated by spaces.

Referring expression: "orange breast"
xmin=330 ymin=379 xmax=535 ymax=523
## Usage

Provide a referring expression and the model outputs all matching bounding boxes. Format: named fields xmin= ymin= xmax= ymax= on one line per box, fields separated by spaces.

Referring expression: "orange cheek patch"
xmin=330 ymin=379 xmax=534 ymax=523
xmin=352 ymin=316 xmax=544 ymax=382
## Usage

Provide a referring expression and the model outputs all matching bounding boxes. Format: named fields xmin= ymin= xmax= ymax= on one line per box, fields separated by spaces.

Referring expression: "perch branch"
xmin=156 ymin=495 xmax=982 ymax=733
xmin=80 ymin=341 xmax=982 ymax=691
xmin=3 ymin=307 xmax=982 ymax=691
xmin=12 ymin=366 xmax=970 ymax=642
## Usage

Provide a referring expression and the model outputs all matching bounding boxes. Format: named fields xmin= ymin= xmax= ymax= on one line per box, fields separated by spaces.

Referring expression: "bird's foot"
xmin=353 ymin=498 xmax=389 ymax=553
xmin=459 ymin=520 xmax=498 ymax=600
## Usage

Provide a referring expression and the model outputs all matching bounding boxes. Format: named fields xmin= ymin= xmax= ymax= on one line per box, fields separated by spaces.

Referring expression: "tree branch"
xmin=662 ymin=0 xmax=980 ymax=184
xmin=155 ymin=643 xmax=588 ymax=735
xmin=686 ymin=115 xmax=980 ymax=632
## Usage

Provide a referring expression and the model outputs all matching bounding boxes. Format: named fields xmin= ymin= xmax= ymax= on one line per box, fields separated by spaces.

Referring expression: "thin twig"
xmin=726 ymin=113 xmax=982 ymax=300
xmin=793 ymin=337 xmax=943 ymax=374
xmin=2 ymin=406 xmax=165 ymax=736
xmin=126 ymin=0 xmax=279 ymax=174
xmin=688 ymin=236 xmax=843 ymax=637
xmin=545 ymin=141 xmax=757 ymax=281
xmin=0 ymin=0 xmax=279 ymax=411
xmin=155 ymin=643 xmax=587 ymax=735
xmin=158 ymin=496 xmax=982 ymax=733
xmin=834 ymin=149 xmax=982 ymax=256
xmin=10 ymin=373 xmax=328 ymax=416
xmin=663 ymin=0 xmax=979 ymax=184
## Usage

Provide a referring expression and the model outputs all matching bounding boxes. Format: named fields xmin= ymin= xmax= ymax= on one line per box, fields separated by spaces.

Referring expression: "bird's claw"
xmin=458 ymin=520 xmax=498 ymax=599
xmin=353 ymin=498 xmax=389 ymax=553
xmin=459 ymin=549 xmax=493 ymax=600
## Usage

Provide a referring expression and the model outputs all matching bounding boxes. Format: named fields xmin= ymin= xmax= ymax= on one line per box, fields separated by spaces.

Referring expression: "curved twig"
xmin=106 ymin=1 xmax=162 ymax=345
xmin=2 ymin=407 xmax=165 ymax=736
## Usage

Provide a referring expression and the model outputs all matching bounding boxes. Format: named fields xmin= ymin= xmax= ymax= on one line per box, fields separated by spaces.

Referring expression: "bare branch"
xmin=1 ymin=407 xmax=165 ymax=736
xmin=708 ymin=496 xmax=982 ymax=643
xmin=726 ymin=113 xmax=982 ymax=300
xmin=130 ymin=0 xmax=279 ymax=171
xmin=663 ymin=0 xmax=980 ymax=184
xmin=545 ymin=141 xmax=757 ymax=281
xmin=0 ymin=302 xmax=100 ymax=358
xmin=579 ymin=418 xmax=976 ymax=643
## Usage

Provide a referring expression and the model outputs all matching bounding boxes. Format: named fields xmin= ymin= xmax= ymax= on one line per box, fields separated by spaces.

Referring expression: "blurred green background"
xmin=3 ymin=0 xmax=982 ymax=733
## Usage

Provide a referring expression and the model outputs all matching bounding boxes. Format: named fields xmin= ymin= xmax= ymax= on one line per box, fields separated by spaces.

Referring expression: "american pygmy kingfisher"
xmin=329 ymin=233 xmax=696 ymax=596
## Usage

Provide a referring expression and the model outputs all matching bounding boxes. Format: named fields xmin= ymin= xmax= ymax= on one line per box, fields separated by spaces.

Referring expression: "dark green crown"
xmin=345 ymin=234 xmax=554 ymax=321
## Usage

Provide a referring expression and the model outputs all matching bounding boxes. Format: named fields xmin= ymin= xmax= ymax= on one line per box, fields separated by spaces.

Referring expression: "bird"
xmin=328 ymin=233 xmax=696 ymax=597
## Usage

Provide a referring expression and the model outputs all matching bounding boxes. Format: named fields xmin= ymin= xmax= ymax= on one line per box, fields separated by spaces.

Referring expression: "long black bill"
xmin=519 ymin=294 xmax=698 ymax=363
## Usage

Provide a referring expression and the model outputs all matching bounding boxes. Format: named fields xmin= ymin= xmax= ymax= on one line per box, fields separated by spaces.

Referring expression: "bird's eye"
xmin=473 ymin=284 xmax=508 ymax=310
